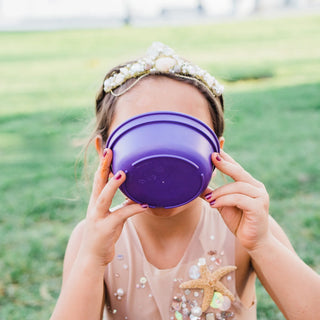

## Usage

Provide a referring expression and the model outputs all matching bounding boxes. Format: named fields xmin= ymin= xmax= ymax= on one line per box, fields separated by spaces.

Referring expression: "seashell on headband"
xmin=103 ymin=42 xmax=224 ymax=97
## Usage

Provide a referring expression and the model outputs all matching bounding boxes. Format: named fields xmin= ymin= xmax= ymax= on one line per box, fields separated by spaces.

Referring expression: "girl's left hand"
xmin=202 ymin=150 xmax=270 ymax=252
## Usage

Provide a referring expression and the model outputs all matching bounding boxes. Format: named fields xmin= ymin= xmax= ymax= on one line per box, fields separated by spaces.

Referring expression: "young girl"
xmin=50 ymin=42 xmax=320 ymax=320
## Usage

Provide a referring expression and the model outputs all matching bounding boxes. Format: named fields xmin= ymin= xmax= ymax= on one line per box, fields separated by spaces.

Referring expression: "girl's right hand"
xmin=77 ymin=149 xmax=148 ymax=268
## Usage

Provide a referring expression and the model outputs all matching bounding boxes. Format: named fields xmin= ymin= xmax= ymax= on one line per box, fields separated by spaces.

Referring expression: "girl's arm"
xmin=50 ymin=221 xmax=106 ymax=320
xmin=249 ymin=217 xmax=320 ymax=319
xmin=50 ymin=150 xmax=148 ymax=320
xmin=203 ymin=150 xmax=320 ymax=320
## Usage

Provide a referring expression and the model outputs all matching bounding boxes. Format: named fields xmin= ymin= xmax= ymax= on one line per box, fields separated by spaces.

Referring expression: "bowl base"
xmin=121 ymin=155 xmax=206 ymax=208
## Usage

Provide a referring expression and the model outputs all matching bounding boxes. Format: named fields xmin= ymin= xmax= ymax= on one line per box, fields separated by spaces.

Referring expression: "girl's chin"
xmin=145 ymin=201 xmax=197 ymax=218
xmin=146 ymin=207 xmax=181 ymax=217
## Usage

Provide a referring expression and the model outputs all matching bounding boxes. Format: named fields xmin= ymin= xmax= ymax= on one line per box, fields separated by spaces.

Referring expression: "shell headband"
xmin=103 ymin=42 xmax=224 ymax=97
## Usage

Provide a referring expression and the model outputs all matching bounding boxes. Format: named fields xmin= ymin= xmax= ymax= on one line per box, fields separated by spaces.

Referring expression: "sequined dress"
xmin=103 ymin=201 xmax=256 ymax=320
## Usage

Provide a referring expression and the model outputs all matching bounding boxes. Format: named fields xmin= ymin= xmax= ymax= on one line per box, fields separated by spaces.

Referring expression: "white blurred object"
xmin=1 ymin=0 xmax=319 ymax=30
xmin=1 ymin=0 xmax=125 ymax=19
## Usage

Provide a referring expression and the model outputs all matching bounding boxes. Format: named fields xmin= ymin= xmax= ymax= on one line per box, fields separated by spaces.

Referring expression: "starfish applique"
xmin=179 ymin=264 xmax=237 ymax=312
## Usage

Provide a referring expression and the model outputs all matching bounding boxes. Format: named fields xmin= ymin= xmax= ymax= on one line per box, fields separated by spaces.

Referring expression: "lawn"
xmin=0 ymin=14 xmax=320 ymax=320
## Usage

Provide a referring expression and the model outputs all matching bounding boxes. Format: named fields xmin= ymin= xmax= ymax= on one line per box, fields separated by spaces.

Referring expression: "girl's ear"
xmin=219 ymin=136 xmax=225 ymax=150
xmin=95 ymin=135 xmax=104 ymax=159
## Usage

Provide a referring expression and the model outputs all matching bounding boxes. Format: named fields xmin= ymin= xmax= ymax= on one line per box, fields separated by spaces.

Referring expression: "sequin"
xmin=191 ymin=306 xmax=202 ymax=317
xmin=139 ymin=276 xmax=147 ymax=288
xmin=220 ymin=250 xmax=225 ymax=256
xmin=112 ymin=309 xmax=117 ymax=314
xmin=216 ymin=313 xmax=222 ymax=320
xmin=210 ymin=235 xmax=215 ymax=240
xmin=206 ymin=313 xmax=215 ymax=320
xmin=210 ymin=292 xmax=224 ymax=309
xmin=222 ymin=311 xmax=234 ymax=318
xmin=198 ymin=257 xmax=206 ymax=266
xmin=116 ymin=288 xmax=124 ymax=297
xmin=182 ymin=308 xmax=189 ymax=315
xmin=208 ymin=250 xmax=217 ymax=255
xmin=190 ymin=299 xmax=199 ymax=307
xmin=116 ymin=254 xmax=124 ymax=260
xmin=227 ymin=275 xmax=232 ymax=281
xmin=194 ymin=291 xmax=199 ymax=297
xmin=189 ymin=265 xmax=200 ymax=279
xmin=148 ymin=293 xmax=153 ymax=298
xmin=185 ymin=289 xmax=191 ymax=295
xmin=210 ymin=256 xmax=216 ymax=262
xmin=140 ymin=276 xmax=147 ymax=284
xmin=175 ymin=311 xmax=183 ymax=320
xmin=171 ymin=297 xmax=182 ymax=312
xmin=114 ymin=273 xmax=120 ymax=278
xmin=123 ymin=264 xmax=128 ymax=270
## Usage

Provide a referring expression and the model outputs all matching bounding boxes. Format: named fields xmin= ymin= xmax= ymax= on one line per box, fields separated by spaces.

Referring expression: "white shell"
xmin=220 ymin=296 xmax=231 ymax=311
xmin=155 ymin=57 xmax=176 ymax=72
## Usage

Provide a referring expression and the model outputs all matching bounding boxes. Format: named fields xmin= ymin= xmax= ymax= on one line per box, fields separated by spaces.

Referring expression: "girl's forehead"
xmin=110 ymin=76 xmax=213 ymax=133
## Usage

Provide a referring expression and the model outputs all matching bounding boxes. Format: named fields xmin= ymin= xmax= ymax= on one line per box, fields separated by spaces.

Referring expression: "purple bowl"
xmin=106 ymin=111 xmax=220 ymax=208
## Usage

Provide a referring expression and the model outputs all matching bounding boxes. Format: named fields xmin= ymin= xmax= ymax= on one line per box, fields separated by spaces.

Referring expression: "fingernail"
xmin=103 ymin=148 xmax=108 ymax=157
xmin=114 ymin=172 xmax=122 ymax=180
xmin=205 ymin=192 xmax=212 ymax=200
xmin=141 ymin=203 xmax=149 ymax=209
xmin=216 ymin=154 xmax=221 ymax=161
xmin=210 ymin=199 xmax=216 ymax=206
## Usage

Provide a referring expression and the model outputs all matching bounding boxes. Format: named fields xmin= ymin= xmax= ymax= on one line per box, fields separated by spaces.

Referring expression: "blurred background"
xmin=0 ymin=1 xmax=320 ymax=319
xmin=1 ymin=0 xmax=320 ymax=30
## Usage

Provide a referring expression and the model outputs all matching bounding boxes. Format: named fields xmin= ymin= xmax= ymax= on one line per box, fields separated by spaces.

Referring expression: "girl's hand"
xmin=202 ymin=150 xmax=270 ymax=252
xmin=77 ymin=149 xmax=148 ymax=267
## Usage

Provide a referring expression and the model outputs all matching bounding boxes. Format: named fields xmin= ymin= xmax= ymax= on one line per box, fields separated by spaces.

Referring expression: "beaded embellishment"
xmin=103 ymin=42 xmax=224 ymax=97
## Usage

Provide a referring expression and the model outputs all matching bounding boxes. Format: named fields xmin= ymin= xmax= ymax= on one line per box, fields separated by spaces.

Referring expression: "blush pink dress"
xmin=103 ymin=201 xmax=256 ymax=320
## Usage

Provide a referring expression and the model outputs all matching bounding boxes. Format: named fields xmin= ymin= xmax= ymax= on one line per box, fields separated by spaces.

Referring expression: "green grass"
xmin=1 ymin=14 xmax=320 ymax=319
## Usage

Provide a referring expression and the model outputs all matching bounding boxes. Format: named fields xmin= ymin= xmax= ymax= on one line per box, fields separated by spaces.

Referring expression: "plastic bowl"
xmin=106 ymin=111 xmax=220 ymax=208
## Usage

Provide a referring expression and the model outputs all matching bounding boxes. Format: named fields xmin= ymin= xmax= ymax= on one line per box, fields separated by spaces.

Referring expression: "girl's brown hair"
xmin=88 ymin=60 xmax=225 ymax=151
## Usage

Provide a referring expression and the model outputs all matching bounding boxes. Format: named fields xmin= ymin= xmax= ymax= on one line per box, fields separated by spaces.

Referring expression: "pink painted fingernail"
xmin=205 ymin=192 xmax=212 ymax=200
xmin=103 ymin=148 xmax=108 ymax=157
xmin=216 ymin=154 xmax=221 ymax=161
xmin=141 ymin=203 xmax=149 ymax=208
xmin=210 ymin=199 xmax=216 ymax=206
xmin=114 ymin=172 xmax=122 ymax=180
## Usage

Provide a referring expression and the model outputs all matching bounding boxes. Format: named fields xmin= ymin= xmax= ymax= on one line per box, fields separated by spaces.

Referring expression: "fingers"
xmin=205 ymin=181 xmax=262 ymax=203
xmin=94 ymin=170 xmax=126 ymax=218
xmin=105 ymin=203 xmax=148 ymax=229
xmin=212 ymin=151 xmax=262 ymax=187
xmin=88 ymin=149 xmax=112 ymax=211
xmin=210 ymin=193 xmax=257 ymax=213
xmin=100 ymin=148 xmax=112 ymax=181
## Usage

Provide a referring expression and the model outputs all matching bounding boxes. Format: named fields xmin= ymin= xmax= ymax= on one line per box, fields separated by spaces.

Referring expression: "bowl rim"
xmin=106 ymin=111 xmax=220 ymax=153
